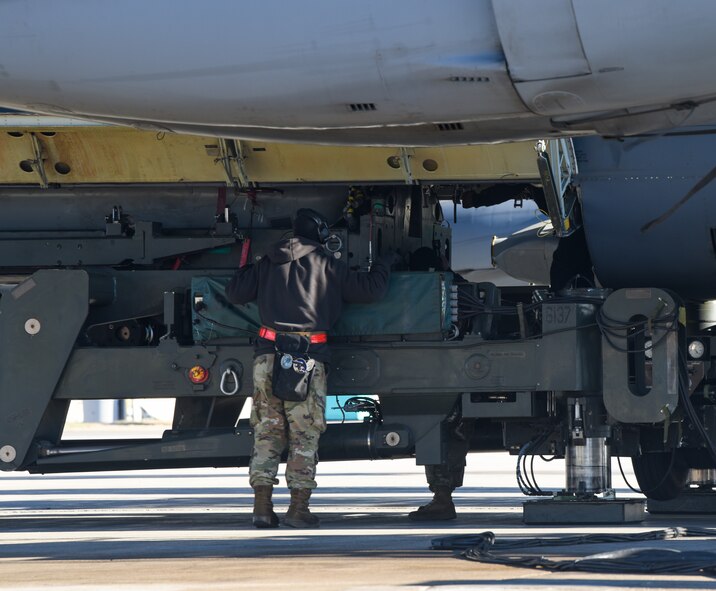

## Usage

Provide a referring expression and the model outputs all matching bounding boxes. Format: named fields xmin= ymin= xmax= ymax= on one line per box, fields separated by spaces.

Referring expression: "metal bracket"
xmin=602 ymin=288 xmax=680 ymax=423
xmin=535 ymin=139 xmax=579 ymax=237
xmin=524 ymin=498 xmax=645 ymax=524
xmin=399 ymin=147 xmax=417 ymax=185
xmin=0 ymin=270 xmax=90 ymax=470
xmin=217 ymin=138 xmax=251 ymax=188
xmin=0 ymin=220 xmax=237 ymax=267
xmin=29 ymin=133 xmax=49 ymax=188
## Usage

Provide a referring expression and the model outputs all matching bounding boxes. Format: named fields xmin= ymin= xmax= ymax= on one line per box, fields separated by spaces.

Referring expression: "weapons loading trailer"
xmin=1 ymin=116 xmax=714 ymax=523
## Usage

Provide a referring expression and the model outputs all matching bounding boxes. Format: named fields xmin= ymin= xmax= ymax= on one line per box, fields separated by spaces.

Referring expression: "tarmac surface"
xmin=1 ymin=424 xmax=716 ymax=591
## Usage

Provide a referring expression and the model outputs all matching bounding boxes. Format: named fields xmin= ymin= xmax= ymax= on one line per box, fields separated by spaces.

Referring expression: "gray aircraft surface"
xmin=2 ymin=0 xmax=716 ymax=145
xmin=486 ymin=127 xmax=716 ymax=299
xmin=446 ymin=199 xmax=545 ymax=285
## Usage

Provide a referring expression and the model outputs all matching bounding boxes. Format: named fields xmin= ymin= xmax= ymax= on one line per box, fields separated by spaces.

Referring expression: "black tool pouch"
xmin=271 ymin=334 xmax=315 ymax=402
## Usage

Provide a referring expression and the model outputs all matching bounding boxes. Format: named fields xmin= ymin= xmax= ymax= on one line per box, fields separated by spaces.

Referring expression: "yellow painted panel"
xmin=0 ymin=124 xmax=541 ymax=185
xmin=241 ymin=142 xmax=540 ymax=183
xmin=411 ymin=144 xmax=540 ymax=181
xmin=241 ymin=143 xmax=406 ymax=183
xmin=0 ymin=128 xmax=225 ymax=184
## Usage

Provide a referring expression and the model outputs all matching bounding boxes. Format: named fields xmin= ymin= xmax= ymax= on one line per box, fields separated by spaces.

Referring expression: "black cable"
xmin=432 ymin=528 xmax=716 ymax=577
xmin=460 ymin=293 xmax=678 ymax=350
xmin=529 ymin=453 xmax=542 ymax=495
xmin=515 ymin=442 xmax=529 ymax=495
xmin=523 ymin=453 xmax=540 ymax=495
xmin=433 ymin=527 xmax=694 ymax=551
xmin=515 ymin=441 xmax=533 ymax=495
xmin=343 ymin=396 xmax=383 ymax=423
xmin=596 ymin=314 xmax=677 ymax=353
xmin=616 ymin=452 xmax=677 ymax=496
xmin=596 ymin=304 xmax=678 ymax=354
xmin=194 ymin=310 xmax=259 ymax=337
xmin=461 ymin=547 xmax=716 ymax=576
xmin=520 ymin=442 xmax=539 ymax=495
xmin=617 ymin=455 xmax=643 ymax=495
xmin=457 ymin=293 xmax=608 ymax=320
xmin=333 ymin=395 xmax=346 ymax=424
xmin=515 ymin=431 xmax=553 ymax=496
xmin=529 ymin=431 xmax=552 ymax=495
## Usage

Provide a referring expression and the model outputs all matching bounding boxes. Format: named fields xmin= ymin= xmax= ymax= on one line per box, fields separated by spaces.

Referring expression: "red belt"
xmin=258 ymin=326 xmax=328 ymax=344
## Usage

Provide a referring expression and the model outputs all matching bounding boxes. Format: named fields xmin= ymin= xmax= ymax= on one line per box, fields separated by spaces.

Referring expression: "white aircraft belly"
xmin=1 ymin=0 xmax=716 ymax=144
xmin=498 ymin=0 xmax=716 ymax=116
xmin=0 ymin=0 xmax=525 ymax=127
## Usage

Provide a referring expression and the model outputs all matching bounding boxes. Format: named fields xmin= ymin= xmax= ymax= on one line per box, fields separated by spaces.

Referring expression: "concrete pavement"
xmin=0 ymin=424 xmax=715 ymax=590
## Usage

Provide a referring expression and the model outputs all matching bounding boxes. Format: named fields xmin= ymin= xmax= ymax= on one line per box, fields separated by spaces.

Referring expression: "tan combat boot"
xmin=283 ymin=488 xmax=320 ymax=528
xmin=408 ymin=486 xmax=457 ymax=521
xmin=252 ymin=485 xmax=279 ymax=528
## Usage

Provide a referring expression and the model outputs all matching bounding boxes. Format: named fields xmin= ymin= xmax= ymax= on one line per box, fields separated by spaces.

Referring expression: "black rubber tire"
xmin=631 ymin=451 xmax=690 ymax=501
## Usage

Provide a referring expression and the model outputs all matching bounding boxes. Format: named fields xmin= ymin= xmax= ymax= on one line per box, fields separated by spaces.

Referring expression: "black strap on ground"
xmin=432 ymin=528 xmax=716 ymax=577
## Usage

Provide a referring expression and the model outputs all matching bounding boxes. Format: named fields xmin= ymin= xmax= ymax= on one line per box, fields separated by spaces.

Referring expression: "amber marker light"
xmin=188 ymin=365 xmax=209 ymax=384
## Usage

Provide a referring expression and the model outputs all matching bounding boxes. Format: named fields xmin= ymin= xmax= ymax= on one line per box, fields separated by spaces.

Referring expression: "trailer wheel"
xmin=631 ymin=451 xmax=689 ymax=501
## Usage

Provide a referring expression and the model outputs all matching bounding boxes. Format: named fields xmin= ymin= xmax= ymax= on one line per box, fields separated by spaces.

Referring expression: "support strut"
xmin=523 ymin=396 xmax=644 ymax=525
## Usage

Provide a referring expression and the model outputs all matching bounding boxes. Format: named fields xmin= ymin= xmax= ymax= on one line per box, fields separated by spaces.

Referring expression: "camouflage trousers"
xmin=249 ymin=353 xmax=327 ymax=490
xmin=425 ymin=418 xmax=475 ymax=491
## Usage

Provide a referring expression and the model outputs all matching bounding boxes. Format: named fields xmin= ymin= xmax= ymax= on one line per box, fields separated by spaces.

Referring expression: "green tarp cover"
xmin=191 ymin=272 xmax=449 ymax=342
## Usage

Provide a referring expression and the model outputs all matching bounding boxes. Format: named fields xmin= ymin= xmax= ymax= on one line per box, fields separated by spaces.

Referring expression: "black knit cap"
xmin=293 ymin=208 xmax=329 ymax=243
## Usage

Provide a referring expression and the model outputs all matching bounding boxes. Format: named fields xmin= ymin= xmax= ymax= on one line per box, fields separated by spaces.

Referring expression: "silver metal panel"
xmin=601 ymin=289 xmax=679 ymax=424
xmin=566 ymin=437 xmax=611 ymax=494
xmin=0 ymin=2 xmax=716 ymax=143
xmin=492 ymin=224 xmax=557 ymax=284
xmin=513 ymin=0 xmax=716 ymax=117
xmin=492 ymin=0 xmax=590 ymax=82
xmin=572 ymin=0 xmax=716 ymax=107
xmin=0 ymin=0 xmax=523 ymax=131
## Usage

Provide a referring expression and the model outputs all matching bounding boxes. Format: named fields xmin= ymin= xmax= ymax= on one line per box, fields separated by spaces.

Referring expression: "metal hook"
xmin=220 ymin=368 xmax=240 ymax=396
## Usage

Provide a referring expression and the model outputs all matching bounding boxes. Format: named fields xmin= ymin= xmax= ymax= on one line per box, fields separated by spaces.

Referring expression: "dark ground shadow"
xmin=0 ymin=507 xmax=524 ymax=534
xmin=418 ymin=578 xmax=716 ymax=589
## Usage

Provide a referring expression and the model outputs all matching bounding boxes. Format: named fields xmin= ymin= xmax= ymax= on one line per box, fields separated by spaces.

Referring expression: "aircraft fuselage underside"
xmin=2 ymin=1 xmax=716 ymax=144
